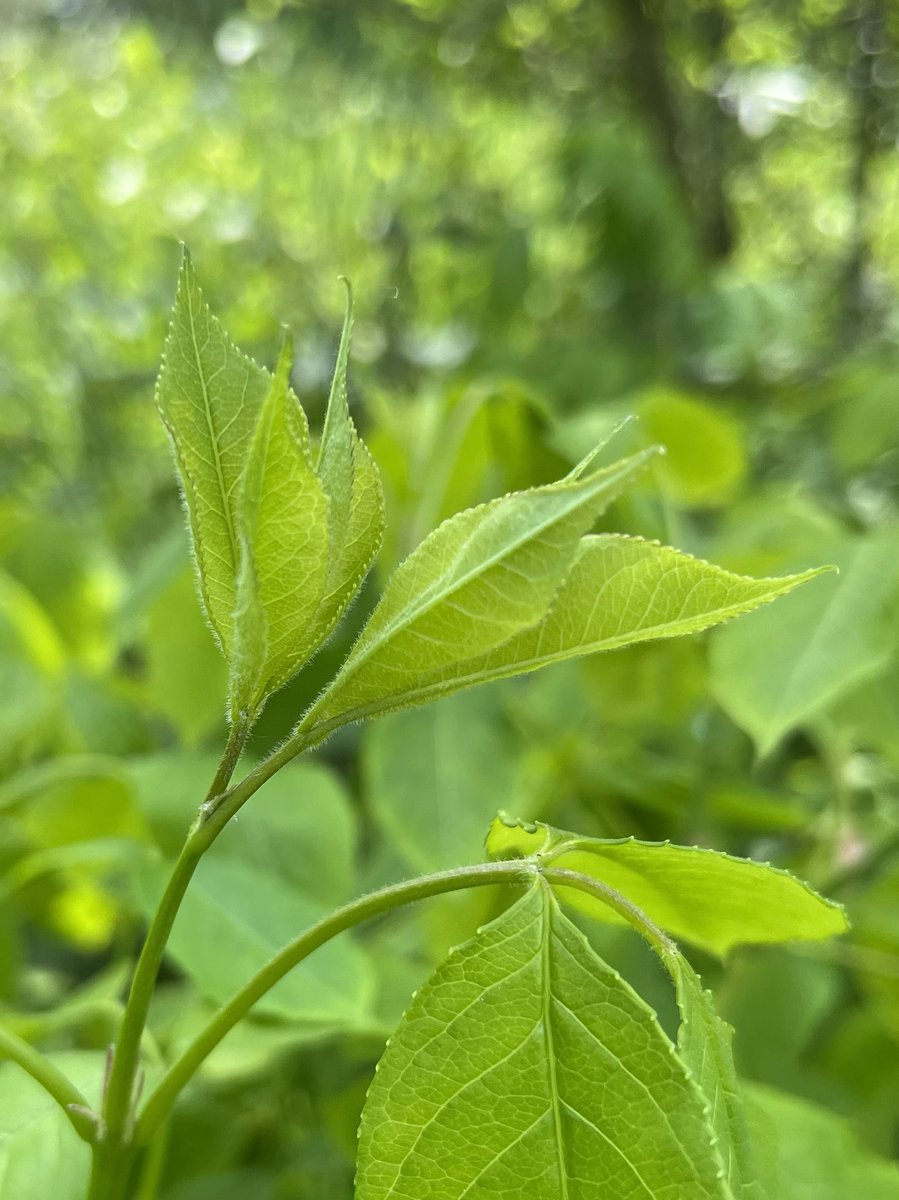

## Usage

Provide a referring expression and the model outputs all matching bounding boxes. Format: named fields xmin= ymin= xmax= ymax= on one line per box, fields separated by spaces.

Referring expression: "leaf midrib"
xmin=541 ymin=886 xmax=571 ymax=1200
xmin=306 ymin=588 xmax=809 ymax=736
xmin=312 ymin=465 xmax=640 ymax=717
xmin=185 ymin=283 xmax=240 ymax=581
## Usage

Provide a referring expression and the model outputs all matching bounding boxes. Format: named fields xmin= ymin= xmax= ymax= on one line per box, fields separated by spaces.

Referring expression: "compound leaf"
xmin=357 ymin=883 xmax=728 ymax=1200
xmin=487 ymin=817 xmax=847 ymax=957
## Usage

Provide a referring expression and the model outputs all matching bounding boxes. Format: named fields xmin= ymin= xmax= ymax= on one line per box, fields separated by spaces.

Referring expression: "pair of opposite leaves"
xmin=156 ymin=255 xmax=827 ymax=741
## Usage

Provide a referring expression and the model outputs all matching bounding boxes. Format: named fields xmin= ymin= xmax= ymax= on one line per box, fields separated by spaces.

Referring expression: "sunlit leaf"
xmin=667 ymin=951 xmax=766 ymax=1199
xmin=311 ymin=280 xmax=384 ymax=646
xmin=357 ymin=884 xmax=728 ymax=1200
xmin=312 ymin=534 xmax=824 ymax=731
xmin=229 ymin=338 xmax=330 ymax=718
xmin=487 ymin=816 xmax=848 ymax=957
xmin=305 ymin=452 xmax=658 ymax=731
xmin=154 ymin=251 xmax=271 ymax=654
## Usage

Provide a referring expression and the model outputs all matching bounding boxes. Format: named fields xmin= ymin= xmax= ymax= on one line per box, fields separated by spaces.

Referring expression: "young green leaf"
xmin=154 ymin=251 xmax=272 ymax=653
xmin=229 ymin=338 xmax=330 ymax=718
xmin=666 ymin=950 xmax=766 ymax=1200
xmin=487 ymin=816 xmax=848 ymax=957
xmin=311 ymin=280 xmax=384 ymax=645
xmin=305 ymin=534 xmax=826 ymax=732
xmin=357 ymin=883 xmax=728 ymax=1200
xmin=304 ymin=451 xmax=658 ymax=732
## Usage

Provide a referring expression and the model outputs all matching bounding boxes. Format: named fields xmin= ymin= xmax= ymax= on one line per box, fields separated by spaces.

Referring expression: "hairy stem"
xmin=102 ymin=717 xmax=249 ymax=1144
xmin=540 ymin=866 xmax=675 ymax=956
xmin=136 ymin=860 xmax=674 ymax=1142
xmin=0 ymin=1022 xmax=95 ymax=1143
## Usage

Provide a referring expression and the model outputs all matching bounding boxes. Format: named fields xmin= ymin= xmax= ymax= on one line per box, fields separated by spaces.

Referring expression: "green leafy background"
xmin=2 ymin=0 xmax=899 ymax=1196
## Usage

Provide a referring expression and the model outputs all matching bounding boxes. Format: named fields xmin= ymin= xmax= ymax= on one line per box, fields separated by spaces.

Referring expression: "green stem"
xmin=197 ymin=721 xmax=326 ymax=842
xmin=540 ymin=866 xmax=676 ymax=956
xmin=0 ymin=1022 xmax=95 ymax=1142
xmin=103 ymin=717 xmax=249 ymax=1144
xmin=135 ymin=860 xmax=536 ymax=1142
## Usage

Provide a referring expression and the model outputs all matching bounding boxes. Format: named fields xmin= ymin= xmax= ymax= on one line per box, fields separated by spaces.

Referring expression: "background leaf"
xmin=364 ymin=688 xmax=522 ymax=872
xmin=710 ymin=526 xmax=899 ymax=755
xmin=0 ymin=1052 xmax=100 ymax=1200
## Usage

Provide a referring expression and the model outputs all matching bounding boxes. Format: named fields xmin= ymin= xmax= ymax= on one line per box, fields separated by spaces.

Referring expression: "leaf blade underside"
xmin=356 ymin=884 xmax=728 ymax=1200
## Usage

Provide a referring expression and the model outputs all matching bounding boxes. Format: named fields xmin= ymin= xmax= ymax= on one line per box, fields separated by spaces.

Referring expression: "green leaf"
xmin=745 ymin=1083 xmax=899 ymax=1200
xmin=306 ymin=451 xmax=658 ymax=731
xmin=312 ymin=280 xmax=384 ymax=645
xmin=487 ymin=816 xmax=848 ymax=957
xmin=135 ymin=856 xmax=372 ymax=1023
xmin=357 ymin=883 xmax=728 ymax=1200
xmin=143 ymin=564 xmax=228 ymax=749
xmin=364 ymin=688 xmax=522 ymax=872
xmin=320 ymin=533 xmax=824 ymax=733
xmin=639 ymin=389 xmax=746 ymax=508
xmin=667 ymin=951 xmax=765 ymax=1200
xmin=0 ymin=1051 xmax=99 ymax=1200
xmin=229 ymin=338 xmax=331 ymax=717
xmin=154 ymin=251 xmax=272 ymax=654
xmin=129 ymin=754 xmax=358 ymax=905
xmin=710 ymin=526 xmax=899 ymax=755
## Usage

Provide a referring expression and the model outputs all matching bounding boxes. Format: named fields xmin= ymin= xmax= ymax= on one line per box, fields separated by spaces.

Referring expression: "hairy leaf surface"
xmin=311 ymin=282 xmax=384 ymax=645
xmin=306 ymin=453 xmax=658 ymax=730
xmin=487 ymin=817 xmax=847 ymax=957
xmin=667 ymin=951 xmax=766 ymax=1199
xmin=229 ymin=340 xmax=330 ymax=716
xmin=308 ymin=535 xmax=824 ymax=731
xmin=356 ymin=883 xmax=728 ymax=1200
xmin=154 ymin=252 xmax=271 ymax=652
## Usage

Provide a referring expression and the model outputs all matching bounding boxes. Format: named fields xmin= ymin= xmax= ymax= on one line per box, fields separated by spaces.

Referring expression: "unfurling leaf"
xmin=155 ymin=256 xmax=382 ymax=719
xmin=311 ymin=279 xmax=384 ymax=647
xmin=487 ymin=816 xmax=848 ymax=957
xmin=155 ymin=250 xmax=271 ymax=654
xmin=356 ymin=884 xmax=728 ymax=1200
xmin=228 ymin=338 xmax=330 ymax=718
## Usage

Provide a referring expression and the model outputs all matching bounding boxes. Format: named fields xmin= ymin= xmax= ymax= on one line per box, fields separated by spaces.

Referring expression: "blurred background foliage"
xmin=1 ymin=0 xmax=899 ymax=1195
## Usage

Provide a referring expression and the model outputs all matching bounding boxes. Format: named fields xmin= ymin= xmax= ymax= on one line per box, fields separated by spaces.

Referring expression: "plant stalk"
xmin=135 ymin=859 xmax=536 ymax=1141
xmin=0 ymin=1022 xmax=95 ymax=1142
xmin=102 ymin=717 xmax=249 ymax=1146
